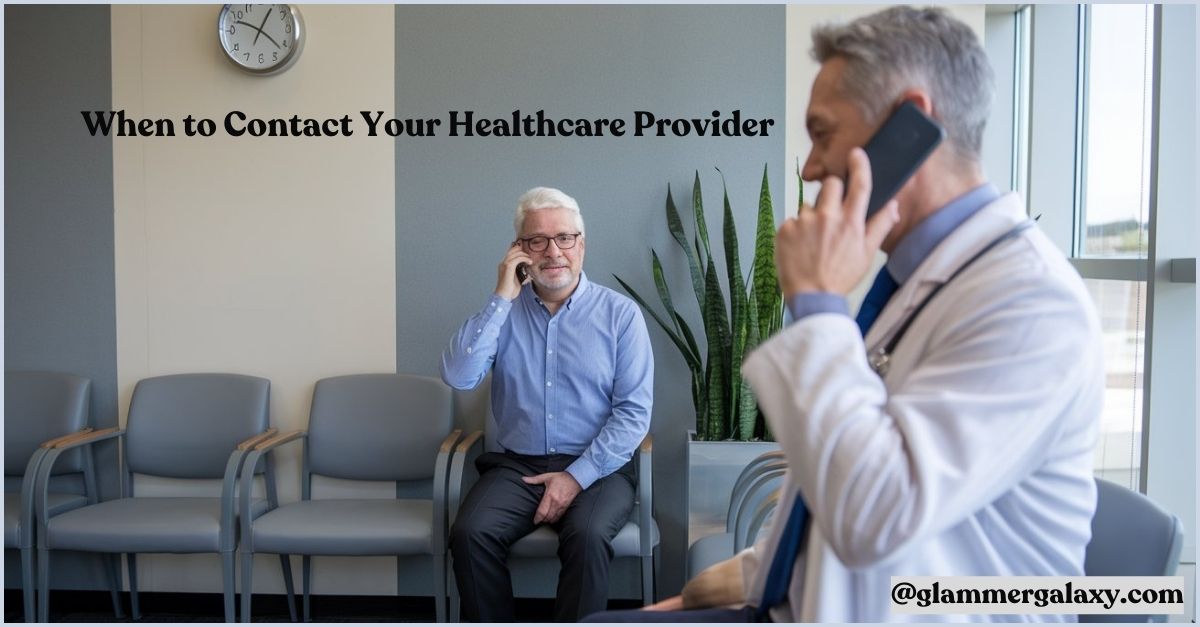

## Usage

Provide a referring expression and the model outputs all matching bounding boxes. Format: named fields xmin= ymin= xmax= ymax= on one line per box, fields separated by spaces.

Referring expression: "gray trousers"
xmin=450 ymin=450 xmax=635 ymax=622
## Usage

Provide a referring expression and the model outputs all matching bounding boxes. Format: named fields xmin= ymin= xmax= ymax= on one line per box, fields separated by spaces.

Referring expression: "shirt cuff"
xmin=565 ymin=456 xmax=603 ymax=491
xmin=786 ymin=292 xmax=850 ymax=322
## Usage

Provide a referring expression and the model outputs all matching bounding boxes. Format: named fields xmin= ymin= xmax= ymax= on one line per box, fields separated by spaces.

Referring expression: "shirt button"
xmin=548 ymin=414 xmax=554 ymax=419
xmin=546 ymin=381 xmax=552 ymax=387
xmin=466 ymin=347 xmax=473 ymax=354
xmin=549 ymin=448 xmax=556 ymax=453
xmin=547 ymin=350 xmax=553 ymax=355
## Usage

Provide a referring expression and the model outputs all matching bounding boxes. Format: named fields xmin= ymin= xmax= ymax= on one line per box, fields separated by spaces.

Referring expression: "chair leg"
xmin=279 ymin=554 xmax=298 ymax=622
xmin=641 ymin=554 xmax=654 ymax=606
xmin=302 ymin=555 xmax=312 ymax=622
xmin=127 ymin=553 xmax=141 ymax=620
xmin=106 ymin=553 xmax=126 ymax=618
xmin=240 ymin=551 xmax=254 ymax=623
xmin=432 ymin=554 xmax=446 ymax=623
xmin=447 ymin=567 xmax=460 ymax=623
xmin=21 ymin=547 xmax=35 ymax=623
xmin=37 ymin=548 xmax=50 ymax=623
xmin=222 ymin=550 xmax=236 ymax=623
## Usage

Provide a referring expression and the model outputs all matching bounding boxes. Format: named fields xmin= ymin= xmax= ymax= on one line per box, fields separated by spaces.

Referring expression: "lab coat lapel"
xmin=864 ymin=193 xmax=1029 ymax=349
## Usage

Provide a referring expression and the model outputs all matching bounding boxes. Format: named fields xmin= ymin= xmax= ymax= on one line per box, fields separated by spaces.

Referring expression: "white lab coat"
xmin=737 ymin=193 xmax=1104 ymax=622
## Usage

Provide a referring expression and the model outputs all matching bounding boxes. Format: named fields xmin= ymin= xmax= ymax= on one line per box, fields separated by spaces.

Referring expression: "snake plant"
xmin=614 ymin=165 xmax=785 ymax=441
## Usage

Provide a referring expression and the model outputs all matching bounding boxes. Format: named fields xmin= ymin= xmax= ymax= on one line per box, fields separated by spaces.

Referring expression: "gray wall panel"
xmin=394 ymin=5 xmax=785 ymax=598
xmin=4 ymin=4 xmax=117 ymax=590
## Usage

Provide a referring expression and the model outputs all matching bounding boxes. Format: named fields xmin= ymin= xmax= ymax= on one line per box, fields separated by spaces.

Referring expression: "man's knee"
xmin=450 ymin=512 xmax=497 ymax=555
xmin=559 ymin=521 xmax=616 ymax=559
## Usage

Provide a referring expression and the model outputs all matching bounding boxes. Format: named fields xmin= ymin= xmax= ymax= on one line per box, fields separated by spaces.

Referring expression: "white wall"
xmin=111 ymin=5 xmax=397 ymax=594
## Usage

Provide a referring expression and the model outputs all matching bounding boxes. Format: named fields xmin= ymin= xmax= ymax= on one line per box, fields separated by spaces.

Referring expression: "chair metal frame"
xmin=32 ymin=375 xmax=275 ymax=623
xmin=236 ymin=425 xmax=462 ymax=622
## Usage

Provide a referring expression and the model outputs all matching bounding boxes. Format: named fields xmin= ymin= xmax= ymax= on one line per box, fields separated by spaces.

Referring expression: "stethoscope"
xmin=867 ymin=220 xmax=1036 ymax=378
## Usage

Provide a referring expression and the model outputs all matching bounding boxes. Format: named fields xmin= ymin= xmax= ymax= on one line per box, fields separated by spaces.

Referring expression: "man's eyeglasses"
xmin=516 ymin=233 xmax=582 ymax=252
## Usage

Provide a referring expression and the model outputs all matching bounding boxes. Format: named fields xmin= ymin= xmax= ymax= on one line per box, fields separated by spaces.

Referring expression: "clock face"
xmin=217 ymin=4 xmax=304 ymax=75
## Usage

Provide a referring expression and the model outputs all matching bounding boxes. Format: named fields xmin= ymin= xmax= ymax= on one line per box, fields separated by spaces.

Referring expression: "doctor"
xmin=586 ymin=6 xmax=1104 ymax=622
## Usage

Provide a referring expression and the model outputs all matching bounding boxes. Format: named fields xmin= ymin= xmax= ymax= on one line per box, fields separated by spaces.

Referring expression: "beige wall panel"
xmin=112 ymin=4 xmax=396 ymax=594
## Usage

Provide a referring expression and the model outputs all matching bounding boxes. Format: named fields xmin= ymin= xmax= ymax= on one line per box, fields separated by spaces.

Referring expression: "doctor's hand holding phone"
xmin=496 ymin=242 xmax=533 ymax=301
xmin=775 ymin=100 xmax=944 ymax=298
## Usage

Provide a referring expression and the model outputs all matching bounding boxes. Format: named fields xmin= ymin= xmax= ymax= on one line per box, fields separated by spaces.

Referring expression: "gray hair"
xmin=514 ymin=187 xmax=586 ymax=236
xmin=811 ymin=6 xmax=994 ymax=161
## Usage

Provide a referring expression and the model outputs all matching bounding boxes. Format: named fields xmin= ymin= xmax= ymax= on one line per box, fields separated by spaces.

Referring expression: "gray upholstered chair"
xmin=446 ymin=431 xmax=658 ymax=621
xmin=236 ymin=373 xmax=459 ymax=622
xmin=4 ymin=371 xmax=99 ymax=622
xmin=1080 ymin=478 xmax=1185 ymax=623
xmin=33 ymin=373 xmax=274 ymax=622
xmin=686 ymin=451 xmax=786 ymax=579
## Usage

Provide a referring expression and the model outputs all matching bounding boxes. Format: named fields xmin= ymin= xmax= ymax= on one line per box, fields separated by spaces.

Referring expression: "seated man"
xmin=441 ymin=186 xmax=653 ymax=621
xmin=588 ymin=6 xmax=1103 ymax=623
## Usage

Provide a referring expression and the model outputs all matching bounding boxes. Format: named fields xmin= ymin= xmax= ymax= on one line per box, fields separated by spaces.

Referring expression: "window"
xmin=1074 ymin=4 xmax=1155 ymax=489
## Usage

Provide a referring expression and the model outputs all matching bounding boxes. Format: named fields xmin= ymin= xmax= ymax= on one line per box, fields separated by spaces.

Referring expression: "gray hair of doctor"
xmin=811 ymin=6 xmax=994 ymax=162
xmin=514 ymin=187 xmax=586 ymax=237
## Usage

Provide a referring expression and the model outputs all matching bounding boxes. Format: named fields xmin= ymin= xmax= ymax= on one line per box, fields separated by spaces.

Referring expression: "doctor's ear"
xmin=895 ymin=90 xmax=935 ymax=118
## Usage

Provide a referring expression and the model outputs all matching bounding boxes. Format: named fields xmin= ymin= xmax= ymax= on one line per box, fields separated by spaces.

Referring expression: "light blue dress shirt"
xmin=786 ymin=183 xmax=1002 ymax=321
xmin=440 ymin=272 xmax=654 ymax=489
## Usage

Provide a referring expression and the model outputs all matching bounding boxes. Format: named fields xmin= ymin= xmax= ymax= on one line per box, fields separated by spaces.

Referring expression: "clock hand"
xmin=235 ymin=20 xmax=283 ymax=50
xmin=252 ymin=9 xmax=271 ymax=46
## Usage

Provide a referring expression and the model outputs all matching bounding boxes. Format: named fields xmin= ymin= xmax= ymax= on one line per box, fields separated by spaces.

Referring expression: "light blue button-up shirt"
xmin=440 ymin=272 xmax=653 ymax=489
xmin=786 ymin=183 xmax=1002 ymax=321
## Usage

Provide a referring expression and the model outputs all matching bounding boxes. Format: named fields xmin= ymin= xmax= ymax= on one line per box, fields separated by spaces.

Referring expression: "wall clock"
xmin=217 ymin=4 xmax=305 ymax=75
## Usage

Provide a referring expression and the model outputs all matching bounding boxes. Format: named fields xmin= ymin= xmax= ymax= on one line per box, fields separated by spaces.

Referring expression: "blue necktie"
xmin=756 ymin=268 xmax=899 ymax=618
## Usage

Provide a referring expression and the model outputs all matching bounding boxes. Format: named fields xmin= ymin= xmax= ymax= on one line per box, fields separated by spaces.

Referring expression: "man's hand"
xmin=775 ymin=147 xmax=901 ymax=297
xmin=643 ymin=595 xmax=684 ymax=612
xmin=495 ymin=243 xmax=533 ymax=301
xmin=522 ymin=471 xmax=582 ymax=524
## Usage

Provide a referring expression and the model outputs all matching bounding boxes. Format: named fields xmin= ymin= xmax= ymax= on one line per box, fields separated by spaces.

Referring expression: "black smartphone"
xmin=516 ymin=263 xmax=529 ymax=283
xmin=861 ymin=100 xmax=945 ymax=219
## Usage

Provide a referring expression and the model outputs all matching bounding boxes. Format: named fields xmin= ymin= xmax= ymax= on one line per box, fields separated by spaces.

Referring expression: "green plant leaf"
xmin=702 ymin=256 xmax=730 ymax=440
xmin=751 ymin=163 xmax=784 ymax=343
xmin=613 ymin=273 xmax=700 ymax=372
xmin=693 ymin=172 xmax=712 ymax=262
xmin=738 ymin=288 xmax=762 ymax=440
xmin=665 ymin=185 xmax=706 ymax=314
xmin=719 ymin=170 xmax=750 ymax=439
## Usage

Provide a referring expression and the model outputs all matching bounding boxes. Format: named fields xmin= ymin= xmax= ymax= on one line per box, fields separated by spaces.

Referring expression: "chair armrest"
xmin=237 ymin=427 xmax=278 ymax=451
xmin=232 ymin=430 xmax=308 ymax=553
xmin=431 ymin=429 xmax=464 ymax=555
xmin=732 ymin=469 xmax=786 ymax=553
xmin=447 ymin=431 xmax=484 ymax=529
xmin=636 ymin=434 xmax=654 ymax=556
xmin=727 ymin=460 xmax=787 ymax=531
xmin=738 ymin=489 xmax=781 ymax=554
xmin=38 ymin=427 xmax=95 ymax=449
xmin=253 ymin=429 xmax=306 ymax=451
xmin=33 ymin=428 xmax=126 ymax=533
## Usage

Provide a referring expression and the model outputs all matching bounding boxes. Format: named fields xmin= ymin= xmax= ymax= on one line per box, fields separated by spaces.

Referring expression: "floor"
xmin=4 ymin=589 xmax=641 ymax=622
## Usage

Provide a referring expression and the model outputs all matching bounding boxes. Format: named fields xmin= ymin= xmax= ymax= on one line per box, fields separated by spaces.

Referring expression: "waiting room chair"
xmin=1080 ymin=478 xmax=1185 ymax=623
xmin=33 ymin=373 xmax=274 ymax=622
xmin=446 ymin=431 xmax=658 ymax=621
xmin=687 ymin=451 xmax=787 ymax=579
xmin=4 ymin=371 xmax=99 ymax=623
xmin=237 ymin=374 xmax=459 ymax=622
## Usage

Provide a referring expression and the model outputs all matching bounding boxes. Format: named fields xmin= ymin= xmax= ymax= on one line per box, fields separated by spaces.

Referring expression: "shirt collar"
xmin=529 ymin=271 xmax=590 ymax=311
xmin=886 ymin=183 xmax=1001 ymax=284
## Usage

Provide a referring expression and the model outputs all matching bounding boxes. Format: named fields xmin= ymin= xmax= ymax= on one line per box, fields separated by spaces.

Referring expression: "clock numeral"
xmin=244 ymin=4 xmax=251 ymax=13
xmin=282 ymin=38 xmax=288 ymax=48
xmin=235 ymin=10 xmax=243 ymax=19
xmin=244 ymin=52 xmax=250 ymax=61
xmin=280 ymin=8 xmax=286 ymax=20
xmin=273 ymin=51 xmax=278 ymax=62
xmin=285 ymin=22 xmax=292 ymax=34
xmin=227 ymin=25 xmax=235 ymax=34
xmin=258 ymin=53 xmax=265 ymax=64
xmin=233 ymin=43 xmax=240 ymax=52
